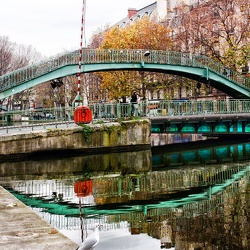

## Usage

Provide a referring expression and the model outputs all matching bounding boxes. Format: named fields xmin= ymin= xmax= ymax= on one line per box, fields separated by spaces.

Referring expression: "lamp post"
xmin=141 ymin=50 xmax=150 ymax=68
xmin=141 ymin=50 xmax=151 ymax=101
xmin=73 ymin=92 xmax=83 ymax=108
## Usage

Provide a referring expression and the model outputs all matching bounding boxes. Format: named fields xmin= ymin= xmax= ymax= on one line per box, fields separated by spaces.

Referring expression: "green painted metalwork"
xmin=151 ymin=120 xmax=250 ymax=135
xmin=2 ymin=99 xmax=250 ymax=135
xmin=5 ymin=165 xmax=249 ymax=220
xmin=1 ymin=99 xmax=249 ymax=118
xmin=1 ymin=49 xmax=250 ymax=99
xmin=152 ymin=142 xmax=250 ymax=167
xmin=149 ymin=99 xmax=250 ymax=134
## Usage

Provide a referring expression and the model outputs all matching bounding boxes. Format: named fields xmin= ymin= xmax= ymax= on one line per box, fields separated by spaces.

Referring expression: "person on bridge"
xmin=131 ymin=91 xmax=138 ymax=116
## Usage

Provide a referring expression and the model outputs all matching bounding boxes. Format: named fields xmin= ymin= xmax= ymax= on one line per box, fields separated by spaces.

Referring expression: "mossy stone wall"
xmin=0 ymin=120 xmax=151 ymax=161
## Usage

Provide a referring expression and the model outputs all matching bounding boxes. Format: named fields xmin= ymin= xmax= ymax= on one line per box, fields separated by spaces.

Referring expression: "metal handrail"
xmin=1 ymin=49 xmax=250 ymax=93
xmin=1 ymin=99 xmax=250 ymax=129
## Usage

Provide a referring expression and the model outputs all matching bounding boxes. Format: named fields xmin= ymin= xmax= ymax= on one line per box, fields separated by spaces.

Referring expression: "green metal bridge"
xmin=1 ymin=49 xmax=250 ymax=99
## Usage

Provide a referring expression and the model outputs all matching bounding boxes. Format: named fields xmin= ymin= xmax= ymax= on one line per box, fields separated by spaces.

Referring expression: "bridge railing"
xmin=0 ymin=107 xmax=73 ymax=128
xmin=1 ymin=99 xmax=250 ymax=129
xmin=1 ymin=49 xmax=250 ymax=95
xmin=90 ymin=99 xmax=250 ymax=119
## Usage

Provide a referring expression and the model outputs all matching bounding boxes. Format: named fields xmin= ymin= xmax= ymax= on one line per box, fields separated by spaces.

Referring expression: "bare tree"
xmin=0 ymin=36 xmax=14 ymax=75
xmin=11 ymin=44 xmax=42 ymax=70
xmin=0 ymin=36 xmax=42 ymax=110
xmin=171 ymin=0 xmax=250 ymax=70
xmin=88 ymin=25 xmax=110 ymax=49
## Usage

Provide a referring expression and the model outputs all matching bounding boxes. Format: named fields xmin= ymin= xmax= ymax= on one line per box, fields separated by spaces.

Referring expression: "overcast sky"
xmin=0 ymin=0 xmax=155 ymax=57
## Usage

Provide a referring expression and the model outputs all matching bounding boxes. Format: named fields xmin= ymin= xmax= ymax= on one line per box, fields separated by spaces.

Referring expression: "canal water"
xmin=0 ymin=136 xmax=249 ymax=249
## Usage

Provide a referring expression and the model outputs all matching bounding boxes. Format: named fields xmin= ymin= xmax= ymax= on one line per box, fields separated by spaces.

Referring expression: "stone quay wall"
xmin=0 ymin=119 xmax=151 ymax=161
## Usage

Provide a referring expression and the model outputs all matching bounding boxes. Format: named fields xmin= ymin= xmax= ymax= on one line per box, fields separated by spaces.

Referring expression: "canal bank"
xmin=0 ymin=119 xmax=151 ymax=161
xmin=0 ymin=186 xmax=78 ymax=250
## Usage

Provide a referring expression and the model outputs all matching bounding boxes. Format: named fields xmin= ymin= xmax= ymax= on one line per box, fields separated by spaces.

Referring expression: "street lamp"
xmin=141 ymin=50 xmax=150 ymax=68
xmin=144 ymin=50 xmax=150 ymax=57
xmin=140 ymin=51 xmax=151 ymax=102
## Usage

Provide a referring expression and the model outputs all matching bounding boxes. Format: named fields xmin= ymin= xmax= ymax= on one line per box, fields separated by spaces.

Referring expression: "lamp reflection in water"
xmin=74 ymin=179 xmax=93 ymax=243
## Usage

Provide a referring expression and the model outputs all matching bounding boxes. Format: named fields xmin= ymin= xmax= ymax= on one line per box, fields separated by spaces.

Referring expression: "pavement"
xmin=0 ymin=186 xmax=79 ymax=250
xmin=0 ymin=121 xmax=78 ymax=136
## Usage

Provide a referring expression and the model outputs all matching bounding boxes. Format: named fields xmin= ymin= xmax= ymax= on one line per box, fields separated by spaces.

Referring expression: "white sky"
xmin=0 ymin=0 xmax=155 ymax=57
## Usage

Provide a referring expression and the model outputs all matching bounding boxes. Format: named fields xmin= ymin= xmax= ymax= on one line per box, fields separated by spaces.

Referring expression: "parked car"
xmin=45 ymin=113 xmax=55 ymax=119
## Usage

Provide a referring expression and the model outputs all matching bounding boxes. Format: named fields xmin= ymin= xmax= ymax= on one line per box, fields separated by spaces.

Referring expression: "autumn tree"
xmin=97 ymin=17 xmax=173 ymax=101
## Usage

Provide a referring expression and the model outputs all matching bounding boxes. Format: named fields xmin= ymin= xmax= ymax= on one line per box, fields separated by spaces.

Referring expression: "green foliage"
xmin=82 ymin=125 xmax=94 ymax=142
xmin=103 ymin=125 xmax=114 ymax=134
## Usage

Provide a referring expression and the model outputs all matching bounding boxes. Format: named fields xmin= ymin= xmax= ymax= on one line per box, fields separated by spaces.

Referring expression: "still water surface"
xmin=0 ymin=137 xmax=249 ymax=249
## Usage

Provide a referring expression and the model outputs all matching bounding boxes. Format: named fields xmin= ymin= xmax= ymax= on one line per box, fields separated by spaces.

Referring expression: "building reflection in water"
xmin=0 ymin=139 xmax=249 ymax=249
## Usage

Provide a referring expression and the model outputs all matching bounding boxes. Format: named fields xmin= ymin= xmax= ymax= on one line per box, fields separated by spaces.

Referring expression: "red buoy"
xmin=74 ymin=106 xmax=92 ymax=124
xmin=74 ymin=179 xmax=93 ymax=197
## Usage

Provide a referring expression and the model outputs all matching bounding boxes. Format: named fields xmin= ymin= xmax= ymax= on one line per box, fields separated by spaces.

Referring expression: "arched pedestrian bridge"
xmin=1 ymin=49 xmax=250 ymax=99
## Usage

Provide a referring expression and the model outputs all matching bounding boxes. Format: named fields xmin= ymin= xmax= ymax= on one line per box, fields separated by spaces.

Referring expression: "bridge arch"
xmin=0 ymin=49 xmax=250 ymax=99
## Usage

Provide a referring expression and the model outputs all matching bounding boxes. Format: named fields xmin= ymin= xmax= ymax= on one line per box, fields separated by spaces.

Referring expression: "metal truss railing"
xmin=90 ymin=99 xmax=250 ymax=119
xmin=0 ymin=49 xmax=250 ymax=93
xmin=1 ymin=99 xmax=250 ymax=130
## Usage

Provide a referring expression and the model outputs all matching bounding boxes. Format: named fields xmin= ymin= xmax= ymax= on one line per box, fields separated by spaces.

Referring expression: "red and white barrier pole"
xmin=74 ymin=0 xmax=86 ymax=107
xmin=77 ymin=0 xmax=86 ymax=96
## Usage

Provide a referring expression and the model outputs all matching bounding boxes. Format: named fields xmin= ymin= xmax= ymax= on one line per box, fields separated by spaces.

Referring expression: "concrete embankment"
xmin=0 ymin=119 xmax=151 ymax=161
xmin=0 ymin=186 xmax=78 ymax=250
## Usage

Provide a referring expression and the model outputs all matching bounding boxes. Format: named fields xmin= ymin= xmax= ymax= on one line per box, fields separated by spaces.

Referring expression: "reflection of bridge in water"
xmin=1 ymin=163 xmax=249 ymax=231
xmin=152 ymin=140 xmax=250 ymax=167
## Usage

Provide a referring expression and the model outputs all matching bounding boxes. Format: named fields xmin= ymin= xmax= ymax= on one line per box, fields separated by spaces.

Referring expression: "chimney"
xmin=128 ymin=8 xmax=137 ymax=18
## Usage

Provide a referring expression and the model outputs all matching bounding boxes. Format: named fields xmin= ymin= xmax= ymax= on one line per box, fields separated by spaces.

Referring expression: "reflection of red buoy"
xmin=74 ymin=179 xmax=93 ymax=197
xmin=74 ymin=106 xmax=92 ymax=124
